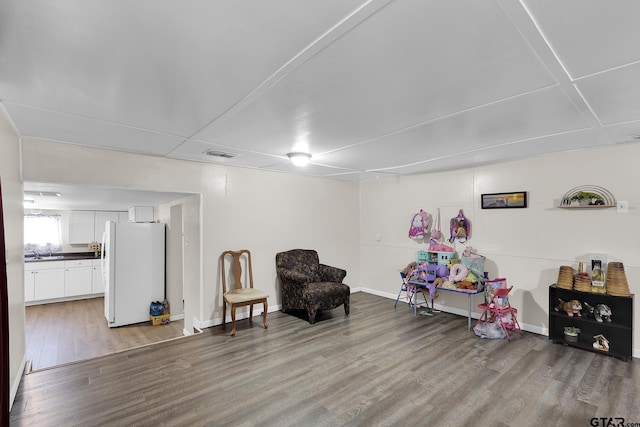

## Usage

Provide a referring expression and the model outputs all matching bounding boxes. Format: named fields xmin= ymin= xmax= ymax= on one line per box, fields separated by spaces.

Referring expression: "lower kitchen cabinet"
xmin=25 ymin=258 xmax=101 ymax=304
xmin=92 ymin=259 xmax=105 ymax=294
xmin=65 ymin=260 xmax=93 ymax=297
xmin=25 ymin=261 xmax=66 ymax=302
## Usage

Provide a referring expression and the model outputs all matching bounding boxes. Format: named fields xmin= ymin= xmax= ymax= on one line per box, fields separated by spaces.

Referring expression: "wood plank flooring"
xmin=25 ymin=297 xmax=185 ymax=371
xmin=11 ymin=292 xmax=640 ymax=426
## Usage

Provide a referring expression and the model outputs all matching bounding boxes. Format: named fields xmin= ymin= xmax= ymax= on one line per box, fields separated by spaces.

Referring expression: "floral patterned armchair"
xmin=275 ymin=249 xmax=350 ymax=324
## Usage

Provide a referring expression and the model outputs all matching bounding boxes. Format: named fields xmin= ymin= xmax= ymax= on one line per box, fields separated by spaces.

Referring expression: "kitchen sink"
xmin=25 ymin=255 xmax=66 ymax=262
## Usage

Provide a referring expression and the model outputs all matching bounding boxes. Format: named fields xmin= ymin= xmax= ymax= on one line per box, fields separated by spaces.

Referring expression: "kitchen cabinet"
xmin=128 ymin=206 xmax=154 ymax=222
xmin=25 ymin=261 xmax=65 ymax=302
xmin=94 ymin=211 xmax=119 ymax=243
xmin=65 ymin=260 xmax=93 ymax=297
xmin=69 ymin=210 xmax=126 ymax=244
xmin=68 ymin=210 xmax=95 ymax=244
xmin=92 ymin=259 xmax=105 ymax=294
xmin=549 ymin=284 xmax=633 ymax=361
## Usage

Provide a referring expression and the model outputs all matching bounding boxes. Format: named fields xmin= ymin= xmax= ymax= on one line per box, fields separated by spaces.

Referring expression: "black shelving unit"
xmin=549 ymin=284 xmax=633 ymax=361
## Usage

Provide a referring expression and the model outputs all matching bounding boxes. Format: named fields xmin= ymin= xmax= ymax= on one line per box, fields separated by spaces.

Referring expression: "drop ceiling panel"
xmin=198 ymin=0 xmax=556 ymax=153
xmin=258 ymin=161 xmax=357 ymax=179
xmin=4 ymin=102 xmax=184 ymax=155
xmin=381 ymin=129 xmax=607 ymax=176
xmin=468 ymin=128 xmax=608 ymax=164
xmin=0 ymin=0 xmax=365 ymax=136
xmin=603 ymin=121 xmax=640 ymax=144
xmin=575 ymin=62 xmax=640 ymax=126
xmin=522 ymin=1 xmax=640 ymax=79
xmin=315 ymin=87 xmax=590 ymax=171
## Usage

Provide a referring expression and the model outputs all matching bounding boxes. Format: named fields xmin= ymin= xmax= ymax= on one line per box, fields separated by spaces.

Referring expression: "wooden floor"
xmin=11 ymin=292 xmax=640 ymax=426
xmin=25 ymin=297 xmax=185 ymax=371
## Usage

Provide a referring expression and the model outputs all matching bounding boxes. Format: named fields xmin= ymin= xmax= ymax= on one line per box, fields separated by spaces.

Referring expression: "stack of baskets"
xmin=557 ymin=266 xmax=574 ymax=289
xmin=573 ymin=274 xmax=592 ymax=292
xmin=605 ymin=262 xmax=631 ymax=296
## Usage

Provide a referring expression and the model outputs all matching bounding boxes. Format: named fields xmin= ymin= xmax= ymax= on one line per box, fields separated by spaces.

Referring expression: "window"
xmin=24 ymin=214 xmax=62 ymax=254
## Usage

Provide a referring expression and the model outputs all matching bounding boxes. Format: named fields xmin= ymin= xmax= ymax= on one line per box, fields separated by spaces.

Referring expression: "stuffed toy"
xmin=441 ymin=280 xmax=457 ymax=289
xmin=435 ymin=264 xmax=450 ymax=278
xmin=594 ymin=304 xmax=612 ymax=322
xmin=401 ymin=261 xmax=417 ymax=278
xmin=449 ymin=263 xmax=469 ymax=282
xmin=456 ymin=280 xmax=475 ymax=290
xmin=554 ymin=299 xmax=582 ymax=317
xmin=433 ymin=277 xmax=443 ymax=287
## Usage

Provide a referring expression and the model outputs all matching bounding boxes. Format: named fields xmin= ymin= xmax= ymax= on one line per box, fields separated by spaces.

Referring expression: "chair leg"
xmin=222 ymin=302 xmax=227 ymax=330
xmin=394 ymin=284 xmax=407 ymax=308
xmin=262 ymin=300 xmax=268 ymax=329
xmin=249 ymin=304 xmax=254 ymax=322
xmin=344 ymin=298 xmax=350 ymax=316
xmin=475 ymin=309 xmax=489 ymax=327
xmin=230 ymin=306 xmax=237 ymax=337
xmin=308 ymin=307 xmax=317 ymax=324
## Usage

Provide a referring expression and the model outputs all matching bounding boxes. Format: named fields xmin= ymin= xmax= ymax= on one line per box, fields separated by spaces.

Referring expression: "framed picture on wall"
xmin=481 ymin=191 xmax=527 ymax=209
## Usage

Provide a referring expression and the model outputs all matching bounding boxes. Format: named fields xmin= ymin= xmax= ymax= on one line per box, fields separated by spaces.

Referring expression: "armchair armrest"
xmin=276 ymin=268 xmax=310 ymax=285
xmin=318 ymin=264 xmax=346 ymax=283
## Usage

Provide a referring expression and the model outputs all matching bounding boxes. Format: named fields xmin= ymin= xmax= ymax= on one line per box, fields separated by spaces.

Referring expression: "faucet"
xmin=31 ymin=250 xmax=40 ymax=259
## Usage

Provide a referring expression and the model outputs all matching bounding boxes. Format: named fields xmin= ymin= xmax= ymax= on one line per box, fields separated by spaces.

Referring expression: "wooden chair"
xmin=221 ymin=249 xmax=268 ymax=336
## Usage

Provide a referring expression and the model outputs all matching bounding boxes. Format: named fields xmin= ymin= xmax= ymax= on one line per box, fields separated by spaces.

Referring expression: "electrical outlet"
xmin=617 ymin=200 xmax=628 ymax=213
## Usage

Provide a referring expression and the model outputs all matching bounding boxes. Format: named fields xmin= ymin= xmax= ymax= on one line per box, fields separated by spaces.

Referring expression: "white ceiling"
xmin=3 ymin=0 xmax=640 ymax=194
xmin=22 ymin=182 xmax=192 ymax=212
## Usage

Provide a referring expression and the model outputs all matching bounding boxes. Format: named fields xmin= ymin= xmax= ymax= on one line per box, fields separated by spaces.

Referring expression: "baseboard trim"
xmin=10 ymin=355 xmax=27 ymax=411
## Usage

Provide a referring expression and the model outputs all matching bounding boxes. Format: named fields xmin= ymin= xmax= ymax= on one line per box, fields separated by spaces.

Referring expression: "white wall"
xmin=12 ymin=132 xmax=639 ymax=408
xmin=0 ymin=108 xmax=26 ymax=407
xmin=360 ymin=144 xmax=640 ymax=357
xmin=20 ymin=138 xmax=361 ymax=330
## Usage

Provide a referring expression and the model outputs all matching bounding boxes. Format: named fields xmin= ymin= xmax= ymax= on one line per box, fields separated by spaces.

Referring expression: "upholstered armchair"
xmin=275 ymin=249 xmax=350 ymax=324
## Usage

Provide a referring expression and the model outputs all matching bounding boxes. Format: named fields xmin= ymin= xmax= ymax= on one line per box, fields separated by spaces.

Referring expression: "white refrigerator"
xmin=102 ymin=221 xmax=166 ymax=328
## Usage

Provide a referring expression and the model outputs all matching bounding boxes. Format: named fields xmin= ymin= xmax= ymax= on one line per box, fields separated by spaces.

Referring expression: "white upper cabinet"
xmin=68 ymin=210 xmax=95 ymax=244
xmin=69 ymin=210 xmax=127 ymax=244
xmin=94 ymin=211 xmax=119 ymax=243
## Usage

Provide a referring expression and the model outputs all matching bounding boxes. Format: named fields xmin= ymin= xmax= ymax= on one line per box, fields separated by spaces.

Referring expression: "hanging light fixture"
xmin=287 ymin=152 xmax=312 ymax=167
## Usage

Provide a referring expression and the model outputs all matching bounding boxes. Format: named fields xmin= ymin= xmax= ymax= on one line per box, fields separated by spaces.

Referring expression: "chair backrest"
xmin=490 ymin=286 xmax=513 ymax=309
xmin=275 ymin=249 xmax=320 ymax=281
xmin=221 ymin=249 xmax=254 ymax=293
xmin=492 ymin=286 xmax=512 ymax=298
xmin=400 ymin=272 xmax=408 ymax=284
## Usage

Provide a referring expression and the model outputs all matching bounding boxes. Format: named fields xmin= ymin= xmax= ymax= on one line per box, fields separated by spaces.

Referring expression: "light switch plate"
xmin=617 ymin=200 xmax=628 ymax=213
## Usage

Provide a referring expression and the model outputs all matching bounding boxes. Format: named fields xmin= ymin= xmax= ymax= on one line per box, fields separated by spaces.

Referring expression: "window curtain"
xmin=24 ymin=214 xmax=62 ymax=254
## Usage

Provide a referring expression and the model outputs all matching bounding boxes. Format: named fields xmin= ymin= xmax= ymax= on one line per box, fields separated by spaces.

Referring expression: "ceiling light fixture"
xmin=24 ymin=191 xmax=61 ymax=197
xmin=287 ymin=152 xmax=312 ymax=167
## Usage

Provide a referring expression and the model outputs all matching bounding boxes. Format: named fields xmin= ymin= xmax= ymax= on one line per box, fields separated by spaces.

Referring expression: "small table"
xmin=408 ymin=281 xmax=483 ymax=330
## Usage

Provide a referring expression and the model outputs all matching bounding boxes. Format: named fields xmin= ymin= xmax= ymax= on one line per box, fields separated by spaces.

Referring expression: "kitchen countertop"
xmin=24 ymin=252 xmax=101 ymax=263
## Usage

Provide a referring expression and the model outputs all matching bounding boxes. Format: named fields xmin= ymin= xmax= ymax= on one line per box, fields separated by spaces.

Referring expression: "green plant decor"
xmin=571 ymin=191 xmax=602 ymax=202
xmin=564 ymin=326 xmax=581 ymax=335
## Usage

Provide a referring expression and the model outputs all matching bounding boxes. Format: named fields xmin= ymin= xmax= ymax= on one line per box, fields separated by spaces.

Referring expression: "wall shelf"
xmin=558 ymin=205 xmax=616 ymax=209
xmin=559 ymin=185 xmax=616 ymax=208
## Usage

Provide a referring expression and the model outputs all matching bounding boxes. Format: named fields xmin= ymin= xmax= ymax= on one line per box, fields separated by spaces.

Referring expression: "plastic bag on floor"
xmin=473 ymin=321 xmax=505 ymax=339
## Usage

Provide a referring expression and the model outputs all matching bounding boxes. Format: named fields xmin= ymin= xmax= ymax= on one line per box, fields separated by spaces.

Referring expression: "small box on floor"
xmin=149 ymin=314 xmax=170 ymax=326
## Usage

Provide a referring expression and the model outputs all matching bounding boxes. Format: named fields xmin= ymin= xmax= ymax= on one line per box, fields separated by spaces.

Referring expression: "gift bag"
xmin=461 ymin=247 xmax=486 ymax=281
xmin=485 ymin=278 xmax=507 ymax=304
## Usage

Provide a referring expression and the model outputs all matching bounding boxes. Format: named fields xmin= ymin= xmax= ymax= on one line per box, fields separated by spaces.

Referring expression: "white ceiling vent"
xmin=203 ymin=149 xmax=237 ymax=159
